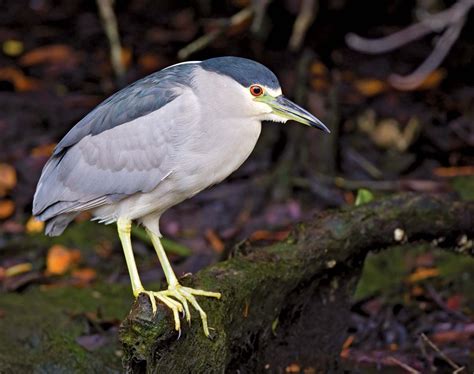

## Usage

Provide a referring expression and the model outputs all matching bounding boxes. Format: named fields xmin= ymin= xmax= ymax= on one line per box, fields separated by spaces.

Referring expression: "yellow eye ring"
xmin=249 ymin=85 xmax=264 ymax=97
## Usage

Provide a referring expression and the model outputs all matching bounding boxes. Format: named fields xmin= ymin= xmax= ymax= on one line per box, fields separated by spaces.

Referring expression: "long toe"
xmin=139 ymin=290 xmax=184 ymax=333
xmin=139 ymin=285 xmax=220 ymax=338
xmin=181 ymin=286 xmax=222 ymax=299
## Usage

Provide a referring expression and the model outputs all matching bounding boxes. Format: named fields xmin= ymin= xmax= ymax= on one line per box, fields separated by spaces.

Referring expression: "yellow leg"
xmin=117 ymin=218 xmax=183 ymax=331
xmin=117 ymin=217 xmax=143 ymax=296
xmin=146 ymin=228 xmax=222 ymax=337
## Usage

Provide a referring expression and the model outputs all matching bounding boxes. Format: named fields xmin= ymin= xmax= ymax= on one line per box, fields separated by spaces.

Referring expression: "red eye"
xmin=250 ymin=85 xmax=264 ymax=97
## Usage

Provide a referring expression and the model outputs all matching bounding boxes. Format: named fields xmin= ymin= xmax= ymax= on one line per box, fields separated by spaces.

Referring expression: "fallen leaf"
xmin=354 ymin=78 xmax=387 ymax=97
xmin=72 ymin=268 xmax=97 ymax=283
xmin=46 ymin=245 xmax=81 ymax=275
xmin=355 ymin=188 xmax=374 ymax=206
xmin=31 ymin=143 xmax=56 ymax=158
xmin=19 ymin=44 xmax=79 ymax=67
xmin=2 ymin=40 xmax=24 ymax=56
xmin=310 ymin=61 xmax=328 ymax=76
xmin=416 ymin=69 xmax=445 ymax=90
xmin=0 ymin=200 xmax=15 ymax=219
xmin=433 ymin=166 xmax=474 ymax=177
xmin=430 ymin=325 xmax=474 ymax=344
xmin=250 ymin=230 xmax=290 ymax=242
xmin=26 ymin=216 xmax=44 ymax=234
xmin=205 ymin=228 xmax=225 ymax=253
xmin=138 ymin=53 xmax=162 ymax=72
xmin=446 ymin=294 xmax=463 ymax=311
xmin=121 ymin=47 xmax=132 ymax=69
xmin=342 ymin=335 xmax=355 ymax=350
xmin=286 ymin=363 xmax=301 ymax=373
xmin=344 ymin=191 xmax=355 ymax=205
xmin=0 ymin=163 xmax=17 ymax=195
xmin=5 ymin=263 xmax=32 ymax=277
xmin=407 ymin=267 xmax=439 ymax=283
xmin=0 ymin=67 xmax=41 ymax=91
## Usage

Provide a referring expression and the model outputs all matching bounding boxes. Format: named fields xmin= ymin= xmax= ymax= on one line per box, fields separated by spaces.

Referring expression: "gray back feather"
xmin=33 ymin=63 xmax=198 ymax=222
xmin=53 ymin=64 xmax=197 ymax=156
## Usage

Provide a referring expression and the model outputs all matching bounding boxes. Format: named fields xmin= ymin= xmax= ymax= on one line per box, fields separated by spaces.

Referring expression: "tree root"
xmin=119 ymin=193 xmax=473 ymax=373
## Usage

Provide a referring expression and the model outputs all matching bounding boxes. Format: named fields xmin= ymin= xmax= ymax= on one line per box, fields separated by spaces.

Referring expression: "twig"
xmin=345 ymin=0 xmax=473 ymax=90
xmin=178 ymin=7 xmax=253 ymax=60
xmin=251 ymin=0 xmax=271 ymax=34
xmin=425 ymin=284 xmax=469 ymax=322
xmin=345 ymin=0 xmax=471 ymax=53
xmin=388 ymin=356 xmax=421 ymax=374
xmin=346 ymin=148 xmax=384 ymax=179
xmin=288 ymin=0 xmax=318 ymax=52
xmin=389 ymin=18 xmax=465 ymax=90
xmin=419 ymin=333 xmax=464 ymax=372
xmin=96 ymin=0 xmax=126 ymax=84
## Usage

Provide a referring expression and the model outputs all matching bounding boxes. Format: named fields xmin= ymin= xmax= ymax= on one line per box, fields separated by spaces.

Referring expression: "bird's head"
xmin=197 ymin=57 xmax=330 ymax=133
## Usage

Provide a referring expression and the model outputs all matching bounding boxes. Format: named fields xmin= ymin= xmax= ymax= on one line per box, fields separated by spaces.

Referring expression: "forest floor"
xmin=0 ymin=1 xmax=473 ymax=372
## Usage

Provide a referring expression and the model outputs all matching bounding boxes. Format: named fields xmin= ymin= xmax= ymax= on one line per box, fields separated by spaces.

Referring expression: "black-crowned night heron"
xmin=33 ymin=56 xmax=329 ymax=337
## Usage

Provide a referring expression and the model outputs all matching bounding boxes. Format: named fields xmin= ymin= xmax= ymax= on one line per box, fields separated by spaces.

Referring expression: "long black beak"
xmin=266 ymin=95 xmax=330 ymax=133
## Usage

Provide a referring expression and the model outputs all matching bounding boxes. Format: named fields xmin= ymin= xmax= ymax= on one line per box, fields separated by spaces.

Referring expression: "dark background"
xmin=0 ymin=0 xmax=473 ymax=372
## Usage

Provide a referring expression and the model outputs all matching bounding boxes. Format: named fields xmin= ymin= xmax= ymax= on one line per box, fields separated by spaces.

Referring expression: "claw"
xmin=137 ymin=284 xmax=221 ymax=337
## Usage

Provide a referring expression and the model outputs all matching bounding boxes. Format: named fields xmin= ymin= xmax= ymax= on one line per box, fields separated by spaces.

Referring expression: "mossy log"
xmin=119 ymin=194 xmax=474 ymax=373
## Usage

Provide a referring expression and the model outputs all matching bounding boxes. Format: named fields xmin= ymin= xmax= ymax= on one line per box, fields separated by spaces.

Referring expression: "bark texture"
xmin=119 ymin=193 xmax=474 ymax=373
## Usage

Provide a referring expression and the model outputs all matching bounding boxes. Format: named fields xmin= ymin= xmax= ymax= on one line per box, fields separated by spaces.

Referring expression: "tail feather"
xmin=44 ymin=213 xmax=78 ymax=236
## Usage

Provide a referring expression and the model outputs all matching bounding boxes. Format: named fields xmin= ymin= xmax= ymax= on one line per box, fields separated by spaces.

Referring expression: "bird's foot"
xmin=137 ymin=284 xmax=221 ymax=337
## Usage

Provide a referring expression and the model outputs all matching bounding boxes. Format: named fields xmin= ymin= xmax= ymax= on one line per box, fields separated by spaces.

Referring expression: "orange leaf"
xmin=310 ymin=61 xmax=328 ymax=76
xmin=250 ymin=230 xmax=290 ymax=242
xmin=138 ymin=53 xmax=162 ymax=72
xmin=341 ymin=335 xmax=355 ymax=350
xmin=417 ymin=69 xmax=445 ymax=90
xmin=430 ymin=329 xmax=474 ymax=344
xmin=0 ymin=163 xmax=17 ymax=196
xmin=407 ymin=267 xmax=439 ymax=283
xmin=19 ymin=44 xmax=78 ymax=67
xmin=354 ymin=78 xmax=387 ymax=97
xmin=433 ymin=166 xmax=474 ymax=177
xmin=0 ymin=67 xmax=40 ymax=92
xmin=121 ymin=47 xmax=133 ymax=69
xmin=31 ymin=143 xmax=56 ymax=158
xmin=285 ymin=363 xmax=301 ymax=373
xmin=46 ymin=245 xmax=81 ymax=275
xmin=26 ymin=216 xmax=44 ymax=234
xmin=0 ymin=200 xmax=15 ymax=219
xmin=72 ymin=268 xmax=97 ymax=283
xmin=205 ymin=229 xmax=225 ymax=253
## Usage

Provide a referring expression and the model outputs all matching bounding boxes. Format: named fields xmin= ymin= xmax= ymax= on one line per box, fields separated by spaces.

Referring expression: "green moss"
xmin=0 ymin=283 xmax=131 ymax=372
xmin=452 ymin=176 xmax=474 ymax=201
xmin=354 ymin=244 xmax=474 ymax=303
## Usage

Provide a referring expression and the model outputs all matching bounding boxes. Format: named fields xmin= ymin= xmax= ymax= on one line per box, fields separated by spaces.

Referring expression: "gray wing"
xmin=33 ymin=64 xmax=199 ymax=220
xmin=53 ymin=63 xmax=197 ymax=156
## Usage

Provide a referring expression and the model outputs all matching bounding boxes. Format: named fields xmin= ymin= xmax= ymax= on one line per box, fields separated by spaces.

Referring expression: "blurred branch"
xmin=345 ymin=0 xmax=473 ymax=90
xmin=251 ymin=0 xmax=272 ymax=34
xmin=178 ymin=7 xmax=253 ymax=60
xmin=420 ymin=333 xmax=465 ymax=372
xmin=288 ymin=0 xmax=318 ymax=52
xmin=96 ymin=0 xmax=126 ymax=84
xmin=388 ymin=357 xmax=420 ymax=374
